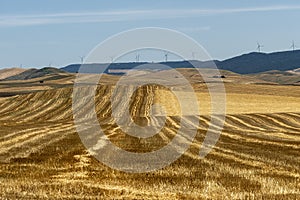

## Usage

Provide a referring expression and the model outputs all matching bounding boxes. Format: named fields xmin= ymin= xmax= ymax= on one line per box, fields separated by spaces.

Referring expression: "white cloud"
xmin=1 ymin=5 xmax=300 ymax=27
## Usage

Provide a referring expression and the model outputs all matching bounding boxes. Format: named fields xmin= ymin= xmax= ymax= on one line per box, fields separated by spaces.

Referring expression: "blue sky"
xmin=0 ymin=0 xmax=300 ymax=68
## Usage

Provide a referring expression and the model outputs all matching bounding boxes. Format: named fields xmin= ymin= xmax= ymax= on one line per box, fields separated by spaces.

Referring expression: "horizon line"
xmin=2 ymin=49 xmax=299 ymax=69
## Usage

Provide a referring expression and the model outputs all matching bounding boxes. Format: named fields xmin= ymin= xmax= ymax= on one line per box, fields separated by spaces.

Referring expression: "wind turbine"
xmin=192 ymin=52 xmax=196 ymax=60
xmin=290 ymin=40 xmax=296 ymax=51
xmin=110 ymin=56 xmax=114 ymax=63
xmin=257 ymin=42 xmax=263 ymax=53
xmin=164 ymin=51 xmax=168 ymax=62
xmin=79 ymin=56 xmax=84 ymax=64
xmin=135 ymin=53 xmax=140 ymax=62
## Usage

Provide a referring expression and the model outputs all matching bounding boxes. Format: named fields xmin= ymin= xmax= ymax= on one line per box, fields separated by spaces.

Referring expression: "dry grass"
xmin=0 ymin=68 xmax=27 ymax=80
xmin=0 ymin=71 xmax=299 ymax=199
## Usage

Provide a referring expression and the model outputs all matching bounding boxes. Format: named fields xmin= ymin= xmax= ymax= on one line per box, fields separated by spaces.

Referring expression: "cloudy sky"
xmin=0 ymin=0 xmax=300 ymax=68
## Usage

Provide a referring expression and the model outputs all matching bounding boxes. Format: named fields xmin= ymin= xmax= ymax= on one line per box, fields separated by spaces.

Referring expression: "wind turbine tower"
xmin=291 ymin=41 xmax=296 ymax=51
xmin=192 ymin=52 xmax=196 ymax=60
xmin=135 ymin=54 xmax=140 ymax=62
xmin=110 ymin=56 xmax=114 ymax=63
xmin=164 ymin=52 xmax=168 ymax=62
xmin=79 ymin=56 xmax=84 ymax=64
xmin=257 ymin=42 xmax=263 ymax=53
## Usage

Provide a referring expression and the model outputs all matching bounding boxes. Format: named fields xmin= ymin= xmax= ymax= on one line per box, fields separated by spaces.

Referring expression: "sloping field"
xmin=250 ymin=70 xmax=300 ymax=85
xmin=0 ymin=73 xmax=75 ymax=97
xmin=0 ymin=68 xmax=28 ymax=80
xmin=0 ymin=77 xmax=300 ymax=199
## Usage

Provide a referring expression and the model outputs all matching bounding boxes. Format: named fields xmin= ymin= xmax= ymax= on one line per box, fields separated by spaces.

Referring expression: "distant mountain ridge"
xmin=61 ymin=50 xmax=300 ymax=74
xmin=219 ymin=50 xmax=300 ymax=74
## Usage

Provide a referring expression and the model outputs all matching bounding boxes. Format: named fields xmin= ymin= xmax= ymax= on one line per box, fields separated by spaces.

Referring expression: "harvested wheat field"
xmin=0 ymin=70 xmax=300 ymax=199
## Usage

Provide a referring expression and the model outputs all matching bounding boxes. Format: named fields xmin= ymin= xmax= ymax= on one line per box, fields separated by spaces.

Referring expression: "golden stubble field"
xmin=0 ymin=70 xmax=299 ymax=199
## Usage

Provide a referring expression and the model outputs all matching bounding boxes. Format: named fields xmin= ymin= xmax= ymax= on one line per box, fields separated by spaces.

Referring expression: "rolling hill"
xmin=4 ymin=67 xmax=68 ymax=80
xmin=0 ymin=68 xmax=28 ymax=80
xmin=0 ymin=68 xmax=74 ymax=97
xmin=288 ymin=68 xmax=300 ymax=74
xmin=250 ymin=70 xmax=300 ymax=85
